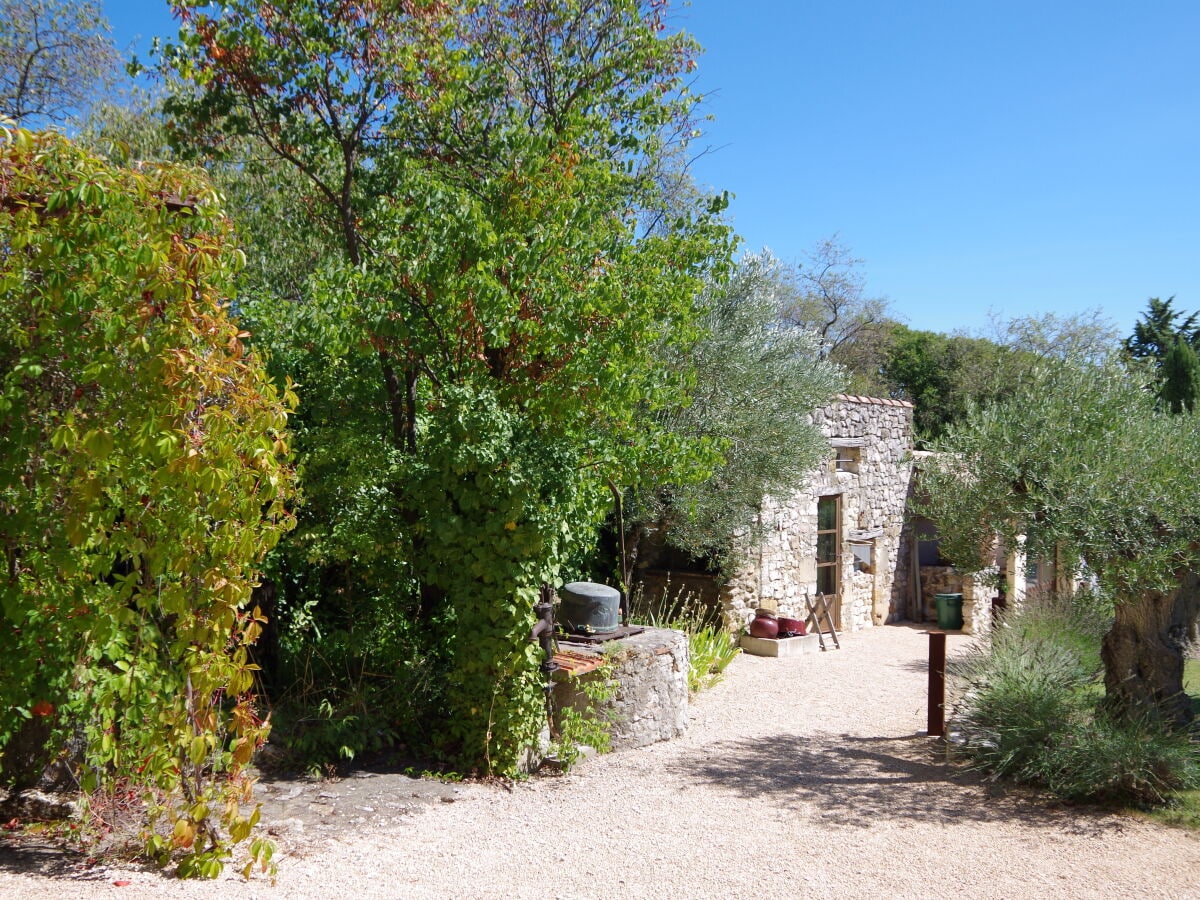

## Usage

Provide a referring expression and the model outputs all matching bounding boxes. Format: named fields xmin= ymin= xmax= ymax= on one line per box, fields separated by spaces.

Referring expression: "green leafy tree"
xmin=629 ymin=251 xmax=843 ymax=567
xmin=0 ymin=0 xmax=120 ymax=126
xmin=1126 ymin=297 xmax=1200 ymax=413
xmin=883 ymin=312 xmax=1120 ymax=445
xmin=0 ymin=126 xmax=296 ymax=875
xmin=881 ymin=325 xmax=1009 ymax=443
xmin=919 ymin=360 xmax=1200 ymax=727
xmin=158 ymin=0 xmax=733 ymax=773
xmin=1125 ymin=296 xmax=1200 ymax=365
xmin=77 ymin=93 xmax=337 ymax=316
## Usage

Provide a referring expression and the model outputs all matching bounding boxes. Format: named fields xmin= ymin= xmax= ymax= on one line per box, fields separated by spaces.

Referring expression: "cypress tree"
xmin=1159 ymin=336 xmax=1200 ymax=414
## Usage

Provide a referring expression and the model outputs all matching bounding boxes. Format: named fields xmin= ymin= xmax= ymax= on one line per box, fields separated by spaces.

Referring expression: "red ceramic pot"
xmin=777 ymin=617 xmax=806 ymax=636
xmin=748 ymin=615 xmax=779 ymax=639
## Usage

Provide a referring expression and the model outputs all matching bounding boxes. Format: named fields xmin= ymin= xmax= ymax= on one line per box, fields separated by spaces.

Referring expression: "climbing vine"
xmin=402 ymin=386 xmax=606 ymax=772
xmin=0 ymin=125 xmax=296 ymax=877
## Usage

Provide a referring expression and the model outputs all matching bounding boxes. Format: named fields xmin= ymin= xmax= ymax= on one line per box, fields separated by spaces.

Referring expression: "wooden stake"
xmin=928 ymin=630 xmax=946 ymax=737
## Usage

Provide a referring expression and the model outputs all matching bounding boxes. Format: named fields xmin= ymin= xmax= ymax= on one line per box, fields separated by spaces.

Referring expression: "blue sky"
xmin=103 ymin=1 xmax=1200 ymax=337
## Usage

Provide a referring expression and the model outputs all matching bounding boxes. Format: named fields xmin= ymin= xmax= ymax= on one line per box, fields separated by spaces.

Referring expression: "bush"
xmin=1042 ymin=713 xmax=1199 ymax=806
xmin=687 ymin=626 xmax=741 ymax=694
xmin=949 ymin=593 xmax=1199 ymax=808
xmin=952 ymin=635 xmax=1094 ymax=780
xmin=0 ymin=127 xmax=296 ymax=876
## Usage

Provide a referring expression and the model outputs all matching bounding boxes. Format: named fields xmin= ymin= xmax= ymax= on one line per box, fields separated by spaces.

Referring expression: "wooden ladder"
xmin=804 ymin=590 xmax=841 ymax=651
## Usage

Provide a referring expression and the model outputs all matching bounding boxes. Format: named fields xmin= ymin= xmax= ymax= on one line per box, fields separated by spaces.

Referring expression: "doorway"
xmin=816 ymin=494 xmax=842 ymax=629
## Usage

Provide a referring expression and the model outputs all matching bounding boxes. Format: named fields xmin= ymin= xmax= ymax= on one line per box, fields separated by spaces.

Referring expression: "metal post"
xmin=927 ymin=630 xmax=946 ymax=737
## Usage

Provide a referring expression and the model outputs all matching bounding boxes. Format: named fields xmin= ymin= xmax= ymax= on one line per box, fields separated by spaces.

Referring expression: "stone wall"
xmin=962 ymin=569 xmax=998 ymax=637
xmin=722 ymin=395 xmax=915 ymax=633
xmin=919 ymin=565 xmax=962 ymax=622
xmin=552 ymin=628 xmax=689 ymax=751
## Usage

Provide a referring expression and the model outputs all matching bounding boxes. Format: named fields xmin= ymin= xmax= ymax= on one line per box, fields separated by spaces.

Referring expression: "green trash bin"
xmin=935 ymin=592 xmax=964 ymax=630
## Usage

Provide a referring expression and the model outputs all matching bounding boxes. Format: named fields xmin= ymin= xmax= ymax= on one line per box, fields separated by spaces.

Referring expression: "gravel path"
xmin=2 ymin=624 xmax=1197 ymax=899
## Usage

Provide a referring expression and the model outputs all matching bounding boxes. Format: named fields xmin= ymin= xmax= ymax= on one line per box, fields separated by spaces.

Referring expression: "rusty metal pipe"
xmin=530 ymin=586 xmax=558 ymax=674
xmin=531 ymin=586 xmax=560 ymax=741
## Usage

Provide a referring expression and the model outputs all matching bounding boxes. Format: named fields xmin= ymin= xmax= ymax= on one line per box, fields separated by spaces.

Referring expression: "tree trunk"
xmin=1101 ymin=571 xmax=1200 ymax=727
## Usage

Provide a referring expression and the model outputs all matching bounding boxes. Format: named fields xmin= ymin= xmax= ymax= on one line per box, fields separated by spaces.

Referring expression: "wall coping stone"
xmin=833 ymin=393 xmax=914 ymax=409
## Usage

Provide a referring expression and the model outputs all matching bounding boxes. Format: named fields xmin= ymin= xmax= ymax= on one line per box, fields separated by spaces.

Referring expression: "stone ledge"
xmin=739 ymin=633 xmax=821 ymax=657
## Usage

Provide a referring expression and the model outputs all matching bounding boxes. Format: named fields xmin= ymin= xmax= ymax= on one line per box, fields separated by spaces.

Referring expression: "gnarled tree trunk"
xmin=1101 ymin=570 xmax=1200 ymax=727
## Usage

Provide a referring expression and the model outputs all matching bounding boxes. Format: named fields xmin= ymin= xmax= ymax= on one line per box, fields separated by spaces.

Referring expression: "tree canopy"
xmin=780 ymin=236 xmax=893 ymax=382
xmin=919 ymin=360 xmax=1200 ymax=725
xmin=1160 ymin=336 xmax=1200 ymax=414
xmin=878 ymin=311 xmax=1121 ymax=444
xmin=1126 ymin=296 xmax=1200 ymax=364
xmin=1126 ymin=296 xmax=1200 ymax=413
xmin=0 ymin=0 xmax=119 ymax=126
xmin=157 ymin=0 xmax=734 ymax=774
xmin=629 ymin=251 xmax=843 ymax=567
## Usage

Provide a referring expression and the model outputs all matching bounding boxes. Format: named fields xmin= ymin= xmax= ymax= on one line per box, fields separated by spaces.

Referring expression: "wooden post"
xmin=909 ymin=528 xmax=922 ymax=622
xmin=927 ymin=630 xmax=946 ymax=737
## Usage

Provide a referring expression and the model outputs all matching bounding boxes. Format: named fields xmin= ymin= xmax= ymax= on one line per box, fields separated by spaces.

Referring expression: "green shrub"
xmin=949 ymin=593 xmax=1199 ymax=808
xmin=1041 ymin=713 xmax=1199 ymax=806
xmin=261 ymin=625 xmax=438 ymax=776
xmin=550 ymin=661 xmax=618 ymax=771
xmin=952 ymin=637 xmax=1093 ymax=780
xmin=0 ymin=128 xmax=296 ymax=877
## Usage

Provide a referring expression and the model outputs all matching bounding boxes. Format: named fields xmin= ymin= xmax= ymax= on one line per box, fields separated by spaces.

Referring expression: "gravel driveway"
xmin=2 ymin=623 xmax=1197 ymax=899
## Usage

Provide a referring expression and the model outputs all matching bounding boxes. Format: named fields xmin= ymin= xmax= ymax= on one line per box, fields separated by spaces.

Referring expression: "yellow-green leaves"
xmin=0 ymin=125 xmax=296 ymax=878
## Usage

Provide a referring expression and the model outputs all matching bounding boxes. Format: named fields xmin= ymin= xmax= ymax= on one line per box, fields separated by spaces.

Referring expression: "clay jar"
xmin=777 ymin=616 xmax=806 ymax=637
xmin=748 ymin=608 xmax=779 ymax=640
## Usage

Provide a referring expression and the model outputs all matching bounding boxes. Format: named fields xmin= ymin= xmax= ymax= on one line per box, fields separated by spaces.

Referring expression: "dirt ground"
xmin=1 ymin=623 xmax=1198 ymax=899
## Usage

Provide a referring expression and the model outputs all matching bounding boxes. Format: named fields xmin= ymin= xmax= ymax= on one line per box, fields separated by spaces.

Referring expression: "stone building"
xmin=720 ymin=394 xmax=916 ymax=632
xmin=910 ymin=496 xmax=1080 ymax=637
xmin=636 ymin=393 xmax=1075 ymax=637
xmin=638 ymin=394 xmax=918 ymax=634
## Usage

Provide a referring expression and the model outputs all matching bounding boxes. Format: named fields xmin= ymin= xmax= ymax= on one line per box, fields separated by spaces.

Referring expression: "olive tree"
xmin=919 ymin=361 xmax=1200 ymax=726
xmin=629 ymin=251 xmax=843 ymax=568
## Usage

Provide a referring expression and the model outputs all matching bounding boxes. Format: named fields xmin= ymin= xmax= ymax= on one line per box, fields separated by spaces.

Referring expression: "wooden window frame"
xmin=816 ymin=494 xmax=841 ymax=603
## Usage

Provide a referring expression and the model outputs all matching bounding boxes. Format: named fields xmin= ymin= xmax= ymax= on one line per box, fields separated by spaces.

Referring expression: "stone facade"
xmin=722 ymin=395 xmax=915 ymax=633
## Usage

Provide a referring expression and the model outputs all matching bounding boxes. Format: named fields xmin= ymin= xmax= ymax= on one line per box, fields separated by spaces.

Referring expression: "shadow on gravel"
xmin=0 ymin=767 xmax=464 ymax=880
xmin=0 ymin=837 xmax=108 ymax=880
xmin=670 ymin=732 xmax=1124 ymax=835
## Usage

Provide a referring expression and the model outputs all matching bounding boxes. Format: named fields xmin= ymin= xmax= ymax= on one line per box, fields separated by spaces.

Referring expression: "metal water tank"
xmin=559 ymin=582 xmax=620 ymax=635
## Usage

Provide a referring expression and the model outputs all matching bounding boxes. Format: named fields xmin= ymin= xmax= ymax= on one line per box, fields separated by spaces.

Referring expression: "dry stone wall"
xmin=920 ymin=565 xmax=961 ymax=622
xmin=722 ymin=395 xmax=915 ymax=633
xmin=552 ymin=628 xmax=689 ymax=751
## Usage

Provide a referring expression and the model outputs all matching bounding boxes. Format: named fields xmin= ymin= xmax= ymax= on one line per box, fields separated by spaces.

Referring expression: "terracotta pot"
xmin=748 ymin=615 xmax=779 ymax=639
xmin=777 ymin=617 xmax=806 ymax=636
